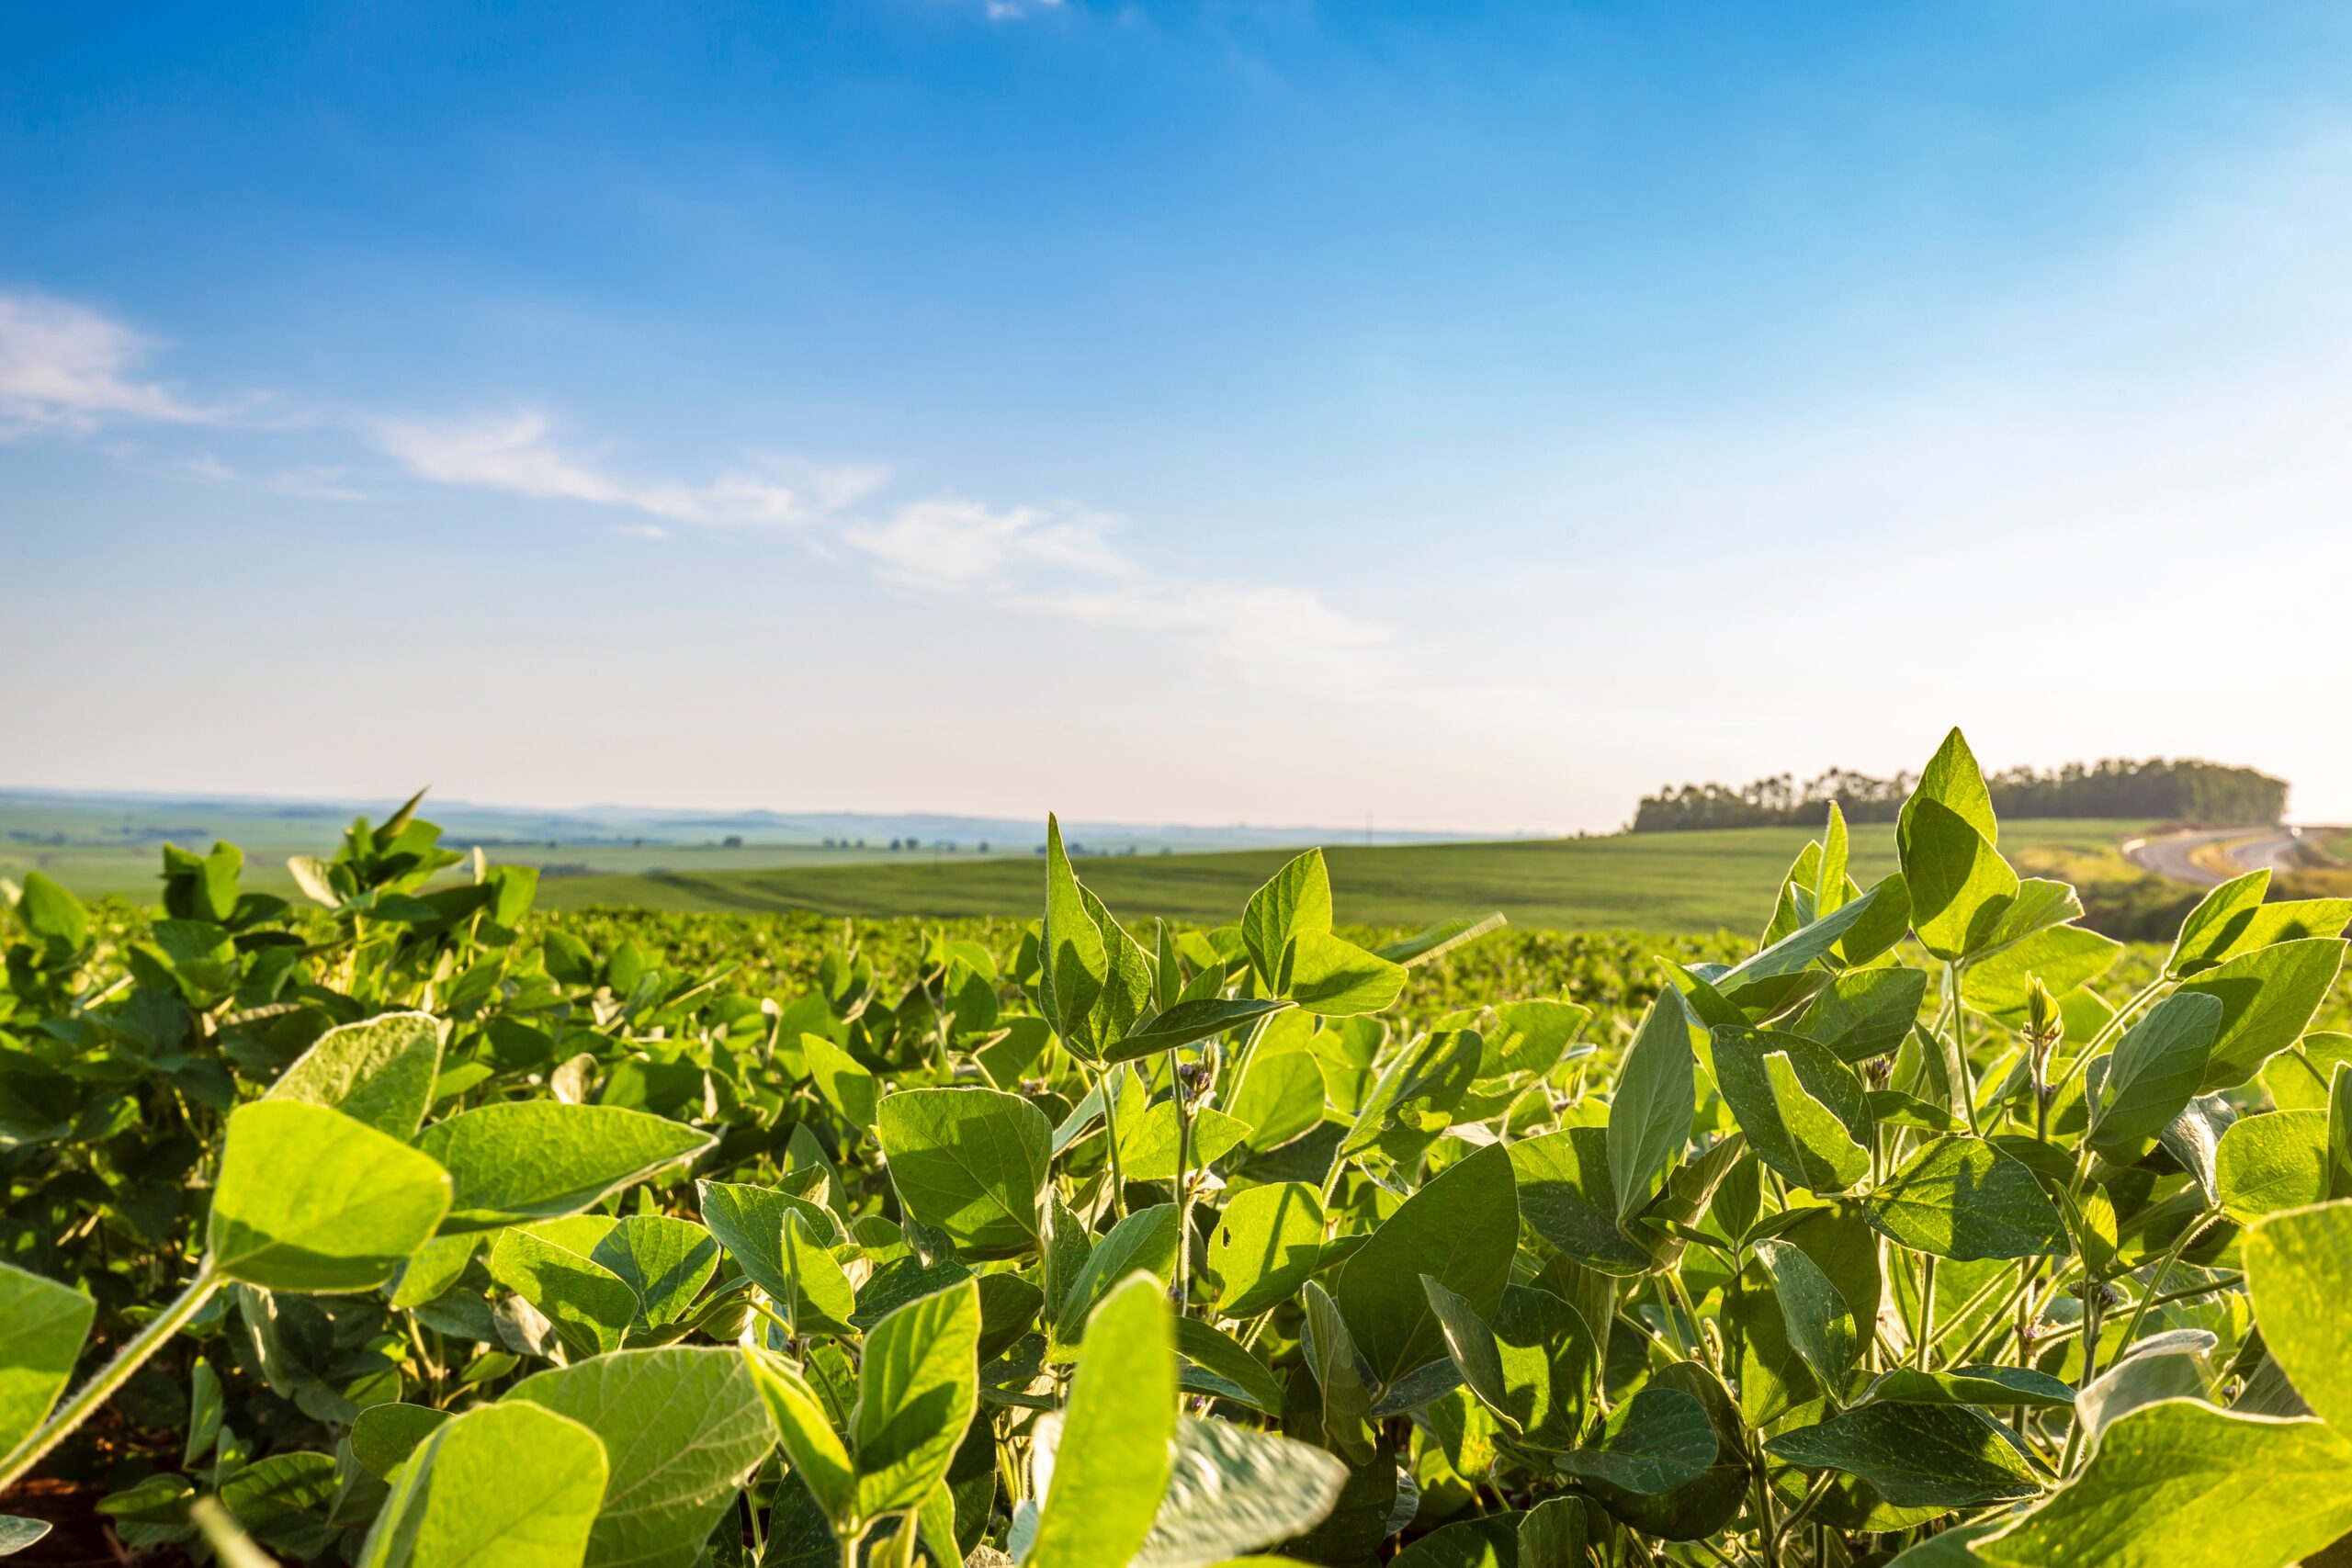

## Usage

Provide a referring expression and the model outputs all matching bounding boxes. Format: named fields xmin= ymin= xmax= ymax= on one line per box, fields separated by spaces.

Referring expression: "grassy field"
xmin=534 ymin=818 xmax=2155 ymax=934
xmin=6 ymin=792 xmax=2155 ymax=935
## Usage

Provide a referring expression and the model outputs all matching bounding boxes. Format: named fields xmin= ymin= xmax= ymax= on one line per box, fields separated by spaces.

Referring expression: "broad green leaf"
xmin=1555 ymin=1386 xmax=1715 ymax=1495
xmin=1865 ymin=1136 xmax=2065 ymax=1261
xmin=1797 ymin=967 xmax=1930 ymax=1064
xmin=1300 ymin=1281 xmax=1374 ymax=1465
xmin=1516 ymin=1497 xmax=1588 ymax=1568
xmin=2177 ymin=938 xmax=2347 ymax=1091
xmin=1508 ymin=1125 xmax=1656 ymax=1275
xmin=2165 ymin=869 xmax=2272 ymax=976
xmin=1331 ymin=1143 xmax=1518 ymax=1390
xmin=1420 ymin=1278 xmax=1514 ymax=1432
xmin=1857 ymin=1365 xmax=2077 ymax=1410
xmin=1972 ymin=1402 xmax=2352 ymax=1568
xmin=1285 ymin=931 xmax=1407 ymax=1018
xmin=1118 ymin=1104 xmax=1250 ymax=1182
xmin=697 ymin=1179 xmax=843 ymax=1307
xmin=1052 ymin=1204 xmax=1181 ymax=1357
xmin=1240 ymin=850 xmax=1333 ymax=996
xmin=1752 ymin=1237 xmax=1857 ymax=1396
xmin=1105 ymin=998 xmax=1293 ymax=1064
xmin=1910 ymin=728 xmax=1997 ymax=839
xmin=1226 ymin=1050 xmax=1327 ymax=1153
xmin=1900 ymin=789 xmax=2018 ymax=963
xmin=14 ymin=872 xmax=86 ymax=956
xmin=876 ymin=1088 xmax=1051 ymax=1258
xmin=1207 ymin=1183 xmax=1323 ymax=1317
xmin=1131 ymin=1418 xmax=1348 ymax=1568
xmin=1175 ymin=1317 xmax=1285 ymax=1416
xmin=488 ymin=1228 xmax=639 ymax=1358
xmin=351 ymin=1404 xmax=451 ymax=1480
xmin=1570 ymin=1361 xmax=1747 ymax=1541
xmin=1337 ymin=1029 xmax=1481 ymax=1161
xmin=2173 ymin=886 xmax=2352 ymax=977
xmin=1962 ymin=926 xmax=2121 ymax=1024
xmin=781 ymin=1211 xmax=859 ymax=1336
xmin=2216 ymin=1111 xmax=2331 ymax=1223
xmin=510 ymin=1347 xmax=774 ymax=1568
xmin=853 ymin=1278 xmax=981 ymax=1518
xmin=1040 ymin=815 xmax=1108 ymax=1055
xmin=2075 ymin=1331 xmax=2214 ymax=1444
xmin=1374 ymin=913 xmax=1507 ymax=968
xmin=219 ymin=1450 xmax=337 ymax=1538
xmin=1765 ymin=1403 xmax=2040 ymax=1509
xmin=803 ymin=1032 xmax=878 ymax=1133
xmin=2264 ymin=1033 xmax=2352 ymax=1111
xmin=210 ymin=1100 xmax=453 ymax=1292
xmin=2245 ymin=1199 xmax=2352 ymax=1427
xmin=416 ymin=1103 xmax=715 ymax=1233
xmin=2088 ymin=992 xmax=2222 ymax=1155
xmin=1606 ymin=999 xmax=1692 ymax=1221
xmin=745 ymin=1353 xmax=854 ymax=1527
xmin=590 ymin=1214 xmax=718 ymax=1331
xmin=0 ymin=1261 xmax=94 ymax=1453
xmin=1713 ymin=1030 xmax=1872 ymax=1196
xmin=1030 ymin=1273 xmax=1175 ymax=1568
xmin=1391 ymin=1519 xmax=1515 ymax=1568
xmin=361 ymin=1399 xmax=607 ymax=1568
xmin=1081 ymin=888 xmax=1156 ymax=1054
xmin=0 ymin=1517 xmax=46 ymax=1555
xmin=266 ymin=1011 xmax=443 ymax=1138
xmin=1716 ymin=879 xmax=1889 ymax=988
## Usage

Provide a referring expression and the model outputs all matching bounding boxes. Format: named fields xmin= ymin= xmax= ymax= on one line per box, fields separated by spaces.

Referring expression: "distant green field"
xmin=534 ymin=818 xmax=2155 ymax=934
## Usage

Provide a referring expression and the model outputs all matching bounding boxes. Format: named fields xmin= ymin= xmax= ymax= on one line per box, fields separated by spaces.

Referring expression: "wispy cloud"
xmin=373 ymin=410 xmax=882 ymax=528
xmin=0 ymin=291 xmax=224 ymax=438
xmin=269 ymin=466 xmax=366 ymax=502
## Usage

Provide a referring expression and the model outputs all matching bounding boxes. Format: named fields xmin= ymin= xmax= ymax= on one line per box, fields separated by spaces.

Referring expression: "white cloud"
xmin=373 ymin=410 xmax=879 ymax=528
xmin=269 ymin=466 xmax=366 ymax=502
xmin=843 ymin=496 xmax=1132 ymax=590
xmin=179 ymin=450 xmax=236 ymax=481
xmin=0 ymin=291 xmax=219 ymax=437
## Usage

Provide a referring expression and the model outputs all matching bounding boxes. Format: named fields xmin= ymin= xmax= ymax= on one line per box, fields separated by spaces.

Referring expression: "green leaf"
xmin=1227 ymin=1050 xmax=1328 ymax=1153
xmin=2173 ymin=883 xmax=2352 ymax=978
xmin=416 ymin=1103 xmax=715 ymax=1233
xmin=1331 ymin=1143 xmax=1518 ymax=1391
xmin=1040 ymin=815 xmax=1109 ymax=1055
xmin=510 ymin=1347 xmax=775 ymax=1568
xmin=876 ymin=1088 xmax=1051 ymax=1258
xmin=1207 ymin=1183 xmax=1323 ymax=1317
xmin=266 ymin=1011 xmax=443 ymax=1138
xmin=803 ymin=1032 xmax=879 ymax=1133
xmin=1962 ymin=926 xmax=2121 ymax=1024
xmin=1797 ymin=968 xmax=1931 ymax=1064
xmin=2166 ymin=869 xmax=2273 ymax=976
xmin=1052 ymin=1204 xmax=1181 ymax=1357
xmin=853 ymin=1278 xmax=981 ymax=1518
xmin=1374 ymin=913 xmax=1507 ymax=969
xmin=2216 ymin=1111 xmax=2331 ymax=1223
xmin=219 ymin=1450 xmax=337 ymax=1536
xmin=781 ymin=1211 xmax=860 ymax=1337
xmin=488 ymin=1228 xmax=639 ymax=1358
xmin=351 ymin=1404 xmax=451 ymax=1480
xmin=210 ymin=1100 xmax=453 ymax=1292
xmin=1555 ymin=1386 xmax=1715 ymax=1495
xmin=1856 ymin=1365 xmax=2077 ymax=1410
xmin=1971 ymin=1401 xmax=2352 ymax=1568
xmin=1131 ymin=1418 xmax=1348 ymax=1568
xmin=15 ymin=872 xmax=86 ymax=957
xmin=1240 ymin=851 xmax=1334 ymax=996
xmin=1104 ymin=998 xmax=1294 ymax=1064
xmin=2088 ymin=992 xmax=2222 ymax=1155
xmin=1175 ymin=1317 xmax=1285 ymax=1416
xmin=1030 ymin=1273 xmax=1175 ymax=1568
xmin=2177 ymin=938 xmax=2348 ymax=1091
xmin=1516 ymin=1498 xmax=1589 ymax=1568
xmin=1752 ymin=1238 xmax=1858 ymax=1397
xmin=1713 ymin=1030 xmax=1872 ymax=1196
xmin=0 ymin=1517 xmax=48 ymax=1555
xmin=1508 ymin=1125 xmax=1656 ymax=1275
xmin=1606 ymin=999 xmax=1692 ymax=1221
xmin=1899 ymin=774 xmax=2018 ymax=963
xmin=2245 ymin=1199 xmax=2352 ymax=1427
xmin=0 ymin=1261 xmax=94 ymax=1454
xmin=1285 ymin=931 xmax=1408 ymax=1018
xmin=1865 ymin=1135 xmax=2065 ymax=1261
xmin=1764 ymin=1403 xmax=2041 ymax=1509
xmin=590 ymin=1214 xmax=718 ymax=1331
xmin=1118 ymin=1104 xmax=1251 ymax=1182
xmin=697 ymin=1179 xmax=842 ymax=1308
xmin=359 ymin=1399 xmax=608 ymax=1568
xmin=745 ymin=1353 xmax=854 ymax=1527
xmin=1420 ymin=1277 xmax=1514 ymax=1433
xmin=1301 ymin=1280 xmax=1375 ymax=1465
xmin=1337 ymin=1030 xmax=1481 ymax=1162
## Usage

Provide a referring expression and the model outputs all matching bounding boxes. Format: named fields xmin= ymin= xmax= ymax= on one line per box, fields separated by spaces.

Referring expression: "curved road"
xmin=2123 ymin=826 xmax=2307 ymax=887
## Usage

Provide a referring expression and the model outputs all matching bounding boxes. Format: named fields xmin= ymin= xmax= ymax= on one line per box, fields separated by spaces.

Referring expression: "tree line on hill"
xmin=1631 ymin=756 xmax=2288 ymax=832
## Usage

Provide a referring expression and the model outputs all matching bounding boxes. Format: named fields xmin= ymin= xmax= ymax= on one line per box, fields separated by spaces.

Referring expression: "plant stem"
xmin=1091 ymin=1061 xmax=1129 ymax=1220
xmin=1170 ymin=1044 xmax=1192 ymax=1312
xmin=1915 ymin=1256 xmax=1938 ymax=1370
xmin=838 ymin=1522 xmax=864 ymax=1568
xmin=0 ymin=1260 xmax=220 ymax=1494
xmin=2111 ymin=1211 xmax=2218 ymax=1354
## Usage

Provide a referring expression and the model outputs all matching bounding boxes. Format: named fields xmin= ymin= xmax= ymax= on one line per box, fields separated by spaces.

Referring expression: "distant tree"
xmin=1631 ymin=758 xmax=2285 ymax=832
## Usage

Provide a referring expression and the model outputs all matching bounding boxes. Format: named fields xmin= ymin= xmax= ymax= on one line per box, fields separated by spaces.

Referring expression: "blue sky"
xmin=9 ymin=1 xmax=2352 ymax=831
